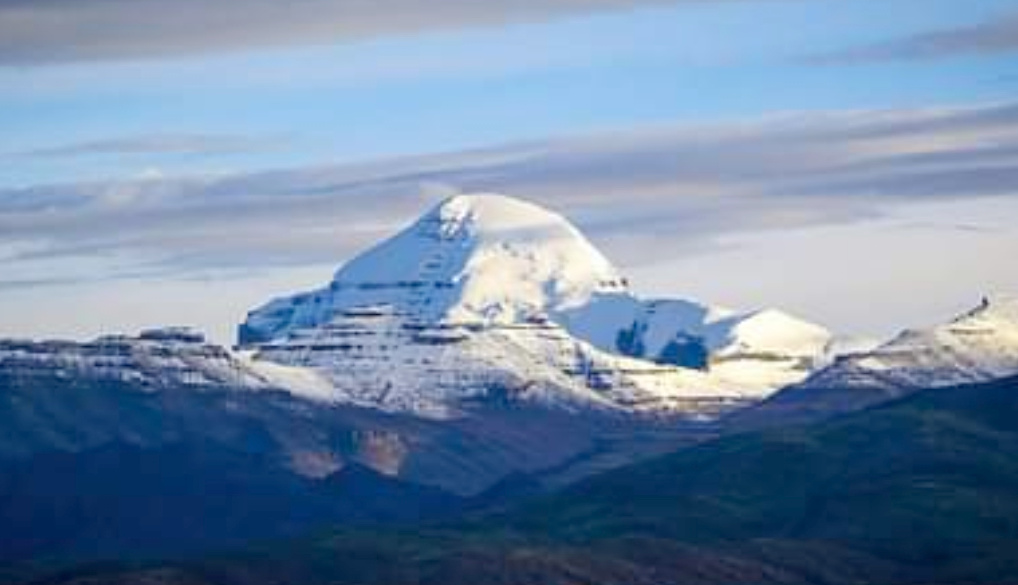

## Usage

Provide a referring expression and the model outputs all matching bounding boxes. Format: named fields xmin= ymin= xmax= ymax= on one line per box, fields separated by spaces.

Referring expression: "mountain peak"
xmin=239 ymin=193 xmax=832 ymax=419
xmin=420 ymin=193 xmax=579 ymax=240
xmin=334 ymin=193 xmax=626 ymax=313
xmin=958 ymin=294 xmax=1018 ymax=325
xmin=799 ymin=295 xmax=1018 ymax=391
xmin=243 ymin=193 xmax=628 ymax=346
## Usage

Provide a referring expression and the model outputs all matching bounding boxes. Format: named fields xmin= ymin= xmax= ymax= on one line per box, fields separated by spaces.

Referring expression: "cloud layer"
xmin=0 ymin=0 xmax=711 ymax=65
xmin=2 ymin=100 xmax=1017 ymax=288
xmin=10 ymin=133 xmax=287 ymax=159
xmin=813 ymin=11 xmax=1018 ymax=63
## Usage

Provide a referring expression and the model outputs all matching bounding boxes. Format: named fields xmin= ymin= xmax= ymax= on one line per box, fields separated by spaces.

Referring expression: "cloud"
xmin=11 ymin=133 xmax=289 ymax=159
xmin=1 ymin=100 xmax=1017 ymax=287
xmin=811 ymin=11 xmax=1018 ymax=64
xmin=0 ymin=0 xmax=754 ymax=65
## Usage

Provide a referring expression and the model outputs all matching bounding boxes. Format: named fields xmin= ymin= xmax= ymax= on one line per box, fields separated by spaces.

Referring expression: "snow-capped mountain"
xmin=800 ymin=295 xmax=1018 ymax=391
xmin=3 ymin=329 xmax=696 ymax=495
xmin=559 ymin=296 xmax=833 ymax=392
xmin=728 ymin=296 xmax=1018 ymax=429
xmin=0 ymin=327 xmax=332 ymax=401
xmin=240 ymin=193 xmax=832 ymax=419
xmin=239 ymin=193 xmax=631 ymax=343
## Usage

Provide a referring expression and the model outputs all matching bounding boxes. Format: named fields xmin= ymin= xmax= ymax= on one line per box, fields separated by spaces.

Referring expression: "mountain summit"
xmin=241 ymin=194 xmax=627 ymax=344
xmin=240 ymin=194 xmax=832 ymax=419
xmin=733 ymin=295 xmax=1018 ymax=428
xmin=802 ymin=294 xmax=1018 ymax=391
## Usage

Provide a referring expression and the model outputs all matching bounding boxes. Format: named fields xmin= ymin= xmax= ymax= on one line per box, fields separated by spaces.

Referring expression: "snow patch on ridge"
xmin=801 ymin=295 xmax=1018 ymax=390
xmin=0 ymin=329 xmax=335 ymax=404
xmin=560 ymin=299 xmax=833 ymax=394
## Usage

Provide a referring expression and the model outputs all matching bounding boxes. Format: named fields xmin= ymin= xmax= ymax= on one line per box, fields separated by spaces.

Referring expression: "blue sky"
xmin=1 ymin=0 xmax=1017 ymax=342
xmin=3 ymin=0 xmax=1015 ymax=186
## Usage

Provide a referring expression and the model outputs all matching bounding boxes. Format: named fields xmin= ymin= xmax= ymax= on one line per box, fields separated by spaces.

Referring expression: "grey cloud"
xmin=12 ymin=133 xmax=289 ymax=159
xmin=0 ymin=0 xmax=741 ymax=65
xmin=1 ymin=100 xmax=1017 ymax=285
xmin=812 ymin=11 xmax=1018 ymax=64
xmin=0 ymin=268 xmax=179 ymax=291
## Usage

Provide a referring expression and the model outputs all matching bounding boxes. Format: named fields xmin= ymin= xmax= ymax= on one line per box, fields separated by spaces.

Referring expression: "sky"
xmin=1 ymin=0 xmax=1017 ymax=344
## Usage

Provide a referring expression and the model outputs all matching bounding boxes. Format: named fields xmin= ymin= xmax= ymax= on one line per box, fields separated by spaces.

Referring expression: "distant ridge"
xmin=732 ymin=295 xmax=1018 ymax=427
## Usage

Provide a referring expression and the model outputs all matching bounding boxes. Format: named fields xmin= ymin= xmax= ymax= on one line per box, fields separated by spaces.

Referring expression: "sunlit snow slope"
xmin=0 ymin=327 xmax=333 ymax=402
xmin=241 ymin=194 xmax=832 ymax=419
xmin=801 ymin=295 xmax=1018 ymax=391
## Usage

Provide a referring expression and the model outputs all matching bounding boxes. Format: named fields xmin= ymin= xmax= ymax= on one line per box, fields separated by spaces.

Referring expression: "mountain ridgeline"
xmin=238 ymin=193 xmax=836 ymax=419
xmin=22 ymin=375 xmax=1018 ymax=585
xmin=2 ymin=194 xmax=1018 ymax=584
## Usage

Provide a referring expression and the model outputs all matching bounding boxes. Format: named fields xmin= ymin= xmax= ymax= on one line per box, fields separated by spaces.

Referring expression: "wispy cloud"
xmin=2 ymin=100 xmax=1017 ymax=289
xmin=11 ymin=133 xmax=289 ymax=159
xmin=811 ymin=11 xmax=1018 ymax=64
xmin=0 ymin=0 xmax=765 ymax=65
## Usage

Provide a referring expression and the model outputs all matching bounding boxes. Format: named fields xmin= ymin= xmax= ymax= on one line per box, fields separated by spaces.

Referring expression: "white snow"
xmin=11 ymin=194 xmax=1012 ymax=418
xmin=241 ymin=193 xmax=628 ymax=344
xmin=241 ymin=193 xmax=834 ymax=418
xmin=251 ymin=305 xmax=749 ymax=420
xmin=559 ymin=299 xmax=832 ymax=395
xmin=0 ymin=328 xmax=344 ymax=406
xmin=238 ymin=351 xmax=337 ymax=402
xmin=705 ymin=309 xmax=831 ymax=359
xmin=801 ymin=295 xmax=1018 ymax=390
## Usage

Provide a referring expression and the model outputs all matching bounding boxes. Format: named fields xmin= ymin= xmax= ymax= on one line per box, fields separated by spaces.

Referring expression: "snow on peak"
xmin=337 ymin=193 xmax=627 ymax=323
xmin=707 ymin=308 xmax=831 ymax=359
xmin=242 ymin=193 xmax=627 ymax=346
xmin=239 ymin=193 xmax=834 ymax=419
xmin=557 ymin=298 xmax=832 ymax=395
xmin=420 ymin=193 xmax=596 ymax=243
xmin=801 ymin=295 xmax=1018 ymax=390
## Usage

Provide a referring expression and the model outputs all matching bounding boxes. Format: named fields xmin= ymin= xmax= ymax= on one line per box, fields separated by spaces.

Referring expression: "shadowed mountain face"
xmin=0 ymin=369 xmax=712 ymax=497
xmin=0 ymin=367 xmax=716 ymax=580
xmin=25 ymin=375 xmax=1018 ymax=585
xmin=0 ymin=440 xmax=462 ymax=564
